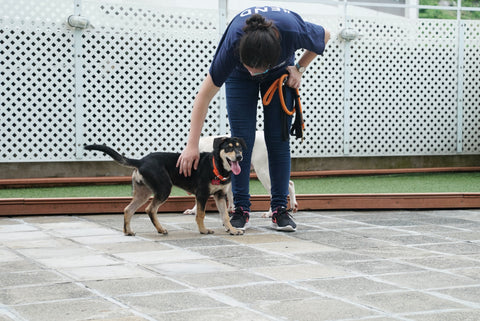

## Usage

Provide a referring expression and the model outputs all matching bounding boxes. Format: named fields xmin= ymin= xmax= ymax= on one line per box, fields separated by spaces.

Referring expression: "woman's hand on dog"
xmin=177 ymin=145 xmax=200 ymax=177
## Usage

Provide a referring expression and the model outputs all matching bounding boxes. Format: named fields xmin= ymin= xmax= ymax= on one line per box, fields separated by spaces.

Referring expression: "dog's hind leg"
xmin=194 ymin=198 xmax=214 ymax=234
xmin=124 ymin=179 xmax=151 ymax=236
xmin=145 ymin=197 xmax=168 ymax=235
xmin=289 ymin=180 xmax=298 ymax=213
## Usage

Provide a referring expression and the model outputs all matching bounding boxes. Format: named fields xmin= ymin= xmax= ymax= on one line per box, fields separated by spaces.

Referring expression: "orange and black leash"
xmin=262 ymin=74 xmax=305 ymax=141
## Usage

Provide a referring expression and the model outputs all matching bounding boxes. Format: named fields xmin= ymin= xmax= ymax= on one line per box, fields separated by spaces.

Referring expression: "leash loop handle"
xmin=262 ymin=74 xmax=296 ymax=116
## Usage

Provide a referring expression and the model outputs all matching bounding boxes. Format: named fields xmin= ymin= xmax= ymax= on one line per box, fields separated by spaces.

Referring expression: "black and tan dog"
xmin=84 ymin=137 xmax=246 ymax=236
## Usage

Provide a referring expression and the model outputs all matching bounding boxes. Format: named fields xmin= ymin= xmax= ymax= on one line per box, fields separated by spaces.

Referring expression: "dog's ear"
xmin=213 ymin=137 xmax=228 ymax=151
xmin=237 ymin=137 xmax=247 ymax=150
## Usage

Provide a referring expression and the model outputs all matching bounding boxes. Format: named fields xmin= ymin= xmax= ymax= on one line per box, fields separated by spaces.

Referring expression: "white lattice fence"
xmin=79 ymin=2 xmax=221 ymax=159
xmin=462 ymin=20 xmax=480 ymax=154
xmin=346 ymin=17 xmax=459 ymax=156
xmin=1 ymin=0 xmax=479 ymax=163
xmin=0 ymin=0 xmax=76 ymax=162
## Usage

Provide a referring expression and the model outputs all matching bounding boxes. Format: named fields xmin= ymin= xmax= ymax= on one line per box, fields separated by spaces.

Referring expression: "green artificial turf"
xmin=0 ymin=172 xmax=479 ymax=199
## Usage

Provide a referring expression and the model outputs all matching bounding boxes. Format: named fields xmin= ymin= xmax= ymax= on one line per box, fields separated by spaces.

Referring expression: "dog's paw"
xmin=183 ymin=209 xmax=195 ymax=215
xmin=200 ymin=229 xmax=214 ymax=234
xmin=229 ymin=228 xmax=244 ymax=235
xmin=158 ymin=229 xmax=168 ymax=235
xmin=292 ymin=202 xmax=299 ymax=213
xmin=261 ymin=210 xmax=273 ymax=218
xmin=124 ymin=231 xmax=136 ymax=236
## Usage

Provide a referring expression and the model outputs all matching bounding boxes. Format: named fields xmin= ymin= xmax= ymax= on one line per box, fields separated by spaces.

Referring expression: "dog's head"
xmin=213 ymin=137 xmax=246 ymax=175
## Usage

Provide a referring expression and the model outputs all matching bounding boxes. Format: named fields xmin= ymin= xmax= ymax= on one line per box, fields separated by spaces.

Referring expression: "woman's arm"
xmin=176 ymin=73 xmax=220 ymax=176
xmin=286 ymin=28 xmax=331 ymax=89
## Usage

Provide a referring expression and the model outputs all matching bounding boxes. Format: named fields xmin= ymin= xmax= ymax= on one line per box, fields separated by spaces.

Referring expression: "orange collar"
xmin=212 ymin=157 xmax=228 ymax=181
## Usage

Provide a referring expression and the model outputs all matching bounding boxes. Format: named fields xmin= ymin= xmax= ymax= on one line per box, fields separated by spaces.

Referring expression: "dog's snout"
xmin=236 ymin=154 xmax=243 ymax=161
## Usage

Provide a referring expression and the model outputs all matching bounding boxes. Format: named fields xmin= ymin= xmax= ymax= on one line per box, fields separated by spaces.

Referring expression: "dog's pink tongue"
xmin=231 ymin=161 xmax=241 ymax=175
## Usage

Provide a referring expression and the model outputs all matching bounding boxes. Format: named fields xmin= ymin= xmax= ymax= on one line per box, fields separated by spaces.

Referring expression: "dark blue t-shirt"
xmin=209 ymin=6 xmax=326 ymax=87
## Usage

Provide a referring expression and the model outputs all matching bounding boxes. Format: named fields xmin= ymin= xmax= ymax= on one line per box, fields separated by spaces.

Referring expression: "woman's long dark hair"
xmin=239 ymin=14 xmax=281 ymax=70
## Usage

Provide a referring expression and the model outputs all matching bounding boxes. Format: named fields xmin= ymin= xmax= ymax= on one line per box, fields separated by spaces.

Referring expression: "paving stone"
xmin=415 ymin=242 xmax=480 ymax=255
xmin=71 ymin=234 xmax=141 ymax=245
xmin=6 ymin=237 xmax=79 ymax=250
xmin=0 ymin=248 xmax=22 ymax=262
xmin=18 ymin=246 xmax=97 ymax=259
xmin=12 ymin=298 xmax=134 ymax=321
xmin=220 ymin=233 xmax=296 ymax=245
xmin=375 ymin=234 xmax=449 ymax=245
xmin=0 ymin=311 xmax=22 ymax=321
xmin=113 ymin=249 xmax=207 ymax=264
xmin=251 ymin=263 xmax=351 ymax=281
xmin=358 ymin=291 xmax=468 ymax=314
xmin=151 ymin=259 xmax=236 ymax=275
xmin=0 ymin=223 xmax=38 ymax=233
xmin=192 ymin=245 xmax=268 ymax=258
xmin=251 ymin=239 xmax=337 ymax=254
xmin=295 ymin=231 xmax=391 ymax=249
xmin=118 ymin=292 xmax=226 ymax=315
xmin=84 ymin=277 xmax=188 ymax=296
xmin=299 ymin=276 xmax=401 ymax=298
xmin=158 ymin=307 xmax=273 ymax=321
xmin=452 ymin=267 xmax=480 ymax=279
xmin=0 ymin=270 xmax=68 ymax=288
xmin=0 ymin=282 xmax=92 ymax=305
xmin=0 ymin=231 xmax=51 ymax=244
xmin=355 ymin=245 xmax=433 ymax=259
xmin=162 ymin=236 xmax=237 ymax=248
xmin=175 ymin=270 xmax=271 ymax=288
xmin=214 ymin=283 xmax=316 ymax=303
xmin=434 ymin=286 xmax=480 ymax=306
xmin=35 ymin=221 xmax=102 ymax=232
xmin=90 ymin=240 xmax=171 ymax=253
xmin=38 ymin=254 xmax=120 ymax=268
xmin=409 ymin=309 xmax=480 ymax=321
xmin=0 ymin=259 xmax=41 ymax=273
xmin=254 ymin=297 xmax=379 ymax=321
xmin=341 ymin=259 xmax=423 ymax=275
xmin=298 ymin=250 xmax=374 ymax=264
xmin=217 ymin=254 xmax=300 ymax=268
xmin=378 ymin=270 xmax=478 ymax=290
xmin=401 ymin=255 xmax=479 ymax=270
xmin=60 ymin=264 xmax=156 ymax=281
xmin=20 ymin=216 xmax=80 ymax=224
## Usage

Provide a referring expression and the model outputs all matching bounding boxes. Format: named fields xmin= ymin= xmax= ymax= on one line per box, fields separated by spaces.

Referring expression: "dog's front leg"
xmin=214 ymin=193 xmax=244 ymax=235
xmin=225 ymin=184 xmax=234 ymax=213
xmin=195 ymin=198 xmax=214 ymax=234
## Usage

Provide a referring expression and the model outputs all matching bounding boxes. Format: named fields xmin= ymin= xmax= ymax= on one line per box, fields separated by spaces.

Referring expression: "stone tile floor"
xmin=0 ymin=209 xmax=479 ymax=321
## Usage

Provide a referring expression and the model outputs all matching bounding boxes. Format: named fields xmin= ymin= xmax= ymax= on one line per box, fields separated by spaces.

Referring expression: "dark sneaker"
xmin=230 ymin=207 xmax=251 ymax=230
xmin=271 ymin=206 xmax=296 ymax=232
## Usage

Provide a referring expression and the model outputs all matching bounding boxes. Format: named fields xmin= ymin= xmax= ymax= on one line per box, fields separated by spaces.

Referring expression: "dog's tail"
xmin=84 ymin=144 xmax=140 ymax=168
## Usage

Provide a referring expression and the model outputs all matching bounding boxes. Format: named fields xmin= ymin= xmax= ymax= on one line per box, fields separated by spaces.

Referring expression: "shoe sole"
xmin=270 ymin=222 xmax=296 ymax=232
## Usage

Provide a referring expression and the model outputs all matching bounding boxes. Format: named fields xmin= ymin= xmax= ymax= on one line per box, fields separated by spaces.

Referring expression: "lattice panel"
xmin=346 ymin=17 xmax=458 ymax=156
xmin=0 ymin=0 xmax=76 ymax=162
xmin=80 ymin=3 xmax=220 ymax=160
xmin=291 ymin=17 xmax=345 ymax=157
xmin=462 ymin=21 xmax=480 ymax=154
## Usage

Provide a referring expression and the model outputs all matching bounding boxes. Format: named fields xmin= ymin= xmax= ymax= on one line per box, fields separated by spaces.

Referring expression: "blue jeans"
xmin=225 ymin=75 xmax=293 ymax=212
